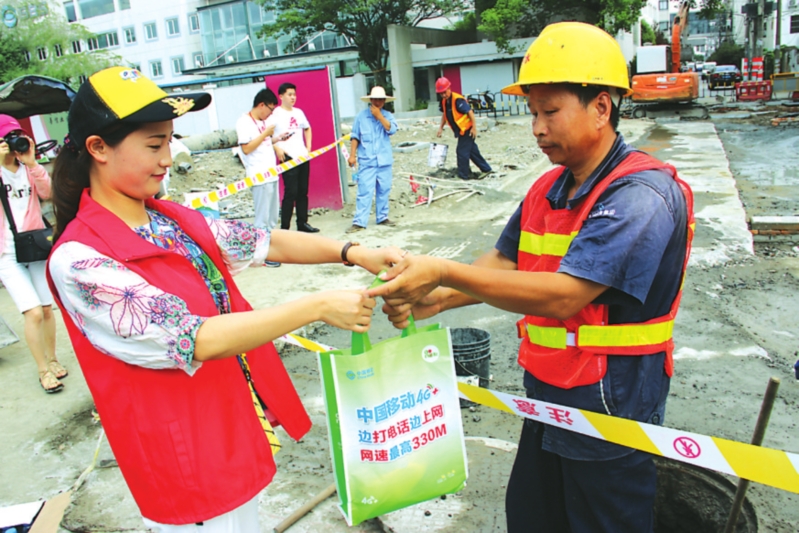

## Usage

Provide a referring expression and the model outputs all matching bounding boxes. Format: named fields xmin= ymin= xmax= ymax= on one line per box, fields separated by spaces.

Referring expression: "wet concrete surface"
xmin=714 ymin=121 xmax=799 ymax=217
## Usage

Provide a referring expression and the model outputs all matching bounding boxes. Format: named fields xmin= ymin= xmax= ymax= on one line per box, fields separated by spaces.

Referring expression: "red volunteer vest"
xmin=46 ymin=191 xmax=311 ymax=524
xmin=517 ymin=151 xmax=694 ymax=389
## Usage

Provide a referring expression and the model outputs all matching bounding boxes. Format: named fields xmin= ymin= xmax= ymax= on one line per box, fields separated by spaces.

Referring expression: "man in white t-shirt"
xmin=266 ymin=82 xmax=319 ymax=233
xmin=236 ymin=88 xmax=291 ymax=267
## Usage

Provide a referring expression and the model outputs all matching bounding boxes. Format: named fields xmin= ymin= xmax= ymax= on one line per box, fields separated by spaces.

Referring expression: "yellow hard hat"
xmin=502 ymin=22 xmax=632 ymax=97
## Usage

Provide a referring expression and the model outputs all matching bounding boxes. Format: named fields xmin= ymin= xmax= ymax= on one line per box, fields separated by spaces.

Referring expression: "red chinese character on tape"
xmin=673 ymin=437 xmax=701 ymax=459
xmin=513 ymin=399 xmax=540 ymax=416
xmin=360 ymin=450 xmax=373 ymax=462
xmin=545 ymin=406 xmax=574 ymax=425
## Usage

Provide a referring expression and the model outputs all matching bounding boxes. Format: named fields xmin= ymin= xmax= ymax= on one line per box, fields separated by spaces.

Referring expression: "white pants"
xmin=252 ymin=181 xmax=279 ymax=230
xmin=142 ymin=493 xmax=260 ymax=533
xmin=0 ymin=253 xmax=53 ymax=313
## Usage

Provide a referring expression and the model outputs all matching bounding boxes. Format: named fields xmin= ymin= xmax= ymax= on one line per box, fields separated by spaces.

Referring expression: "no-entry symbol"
xmin=673 ymin=436 xmax=701 ymax=459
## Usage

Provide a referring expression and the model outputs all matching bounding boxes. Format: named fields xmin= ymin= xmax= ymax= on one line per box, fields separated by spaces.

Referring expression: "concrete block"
xmin=750 ymin=216 xmax=799 ymax=232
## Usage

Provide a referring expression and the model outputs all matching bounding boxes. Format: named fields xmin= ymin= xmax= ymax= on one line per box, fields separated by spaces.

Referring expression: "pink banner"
xmin=265 ymin=67 xmax=343 ymax=210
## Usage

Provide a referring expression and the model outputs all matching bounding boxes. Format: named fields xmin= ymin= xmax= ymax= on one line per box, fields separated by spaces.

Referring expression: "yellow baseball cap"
xmin=67 ymin=66 xmax=211 ymax=149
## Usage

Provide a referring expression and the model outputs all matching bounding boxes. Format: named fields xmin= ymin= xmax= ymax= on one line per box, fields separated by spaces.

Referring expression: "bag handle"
xmin=351 ymin=273 xmax=417 ymax=356
xmin=0 ymin=179 xmax=20 ymax=236
xmin=0 ymin=175 xmax=52 ymax=233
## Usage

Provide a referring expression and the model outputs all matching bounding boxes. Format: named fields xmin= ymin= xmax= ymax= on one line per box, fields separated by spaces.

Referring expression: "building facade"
xmin=62 ymin=0 xmax=205 ymax=83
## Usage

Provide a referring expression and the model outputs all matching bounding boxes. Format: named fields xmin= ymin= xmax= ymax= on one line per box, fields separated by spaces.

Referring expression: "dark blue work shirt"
xmin=496 ymin=134 xmax=688 ymax=460
xmin=439 ymin=96 xmax=471 ymax=138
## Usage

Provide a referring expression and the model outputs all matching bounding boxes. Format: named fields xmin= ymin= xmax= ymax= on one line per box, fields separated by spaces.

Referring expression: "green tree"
xmin=708 ymin=40 xmax=744 ymax=67
xmin=478 ymin=0 xmax=647 ymax=54
xmin=0 ymin=1 xmax=118 ymax=86
xmin=640 ymin=19 xmax=656 ymax=45
xmin=256 ymin=0 xmax=470 ymax=88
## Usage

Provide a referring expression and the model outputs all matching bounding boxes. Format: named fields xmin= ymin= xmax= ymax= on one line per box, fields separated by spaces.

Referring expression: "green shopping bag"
xmin=318 ymin=283 xmax=468 ymax=526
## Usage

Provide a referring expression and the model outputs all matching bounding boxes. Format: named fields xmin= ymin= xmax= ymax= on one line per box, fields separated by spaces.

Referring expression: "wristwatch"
xmin=341 ymin=241 xmax=360 ymax=267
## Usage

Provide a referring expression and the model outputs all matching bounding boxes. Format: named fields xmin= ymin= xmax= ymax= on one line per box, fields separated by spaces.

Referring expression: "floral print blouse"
xmin=48 ymin=210 xmax=270 ymax=375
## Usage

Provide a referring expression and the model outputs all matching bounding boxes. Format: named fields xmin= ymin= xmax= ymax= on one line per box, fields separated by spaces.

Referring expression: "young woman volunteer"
xmin=46 ymin=67 xmax=401 ymax=531
xmin=0 ymin=114 xmax=67 ymax=393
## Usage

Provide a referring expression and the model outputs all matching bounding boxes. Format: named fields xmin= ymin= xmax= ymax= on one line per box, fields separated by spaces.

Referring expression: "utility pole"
xmin=775 ymin=0 xmax=782 ymax=74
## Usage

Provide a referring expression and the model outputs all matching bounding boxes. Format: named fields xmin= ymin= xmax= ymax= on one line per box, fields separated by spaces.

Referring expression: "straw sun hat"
xmin=360 ymin=86 xmax=395 ymax=101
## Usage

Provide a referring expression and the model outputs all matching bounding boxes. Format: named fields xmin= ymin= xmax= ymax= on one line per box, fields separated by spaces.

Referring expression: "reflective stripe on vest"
xmin=524 ymin=320 xmax=675 ymax=350
xmin=519 ymin=230 xmax=577 ymax=257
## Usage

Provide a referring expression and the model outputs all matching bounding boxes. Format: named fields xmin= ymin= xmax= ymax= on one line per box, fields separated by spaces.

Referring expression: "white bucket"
xmin=427 ymin=143 xmax=448 ymax=168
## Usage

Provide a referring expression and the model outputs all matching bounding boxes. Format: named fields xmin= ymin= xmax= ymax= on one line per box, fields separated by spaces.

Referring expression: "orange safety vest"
xmin=516 ymin=151 xmax=694 ymax=389
xmin=442 ymin=92 xmax=472 ymax=135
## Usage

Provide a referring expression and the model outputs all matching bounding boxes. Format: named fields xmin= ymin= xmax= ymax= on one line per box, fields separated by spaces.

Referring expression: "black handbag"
xmin=0 ymin=176 xmax=53 ymax=263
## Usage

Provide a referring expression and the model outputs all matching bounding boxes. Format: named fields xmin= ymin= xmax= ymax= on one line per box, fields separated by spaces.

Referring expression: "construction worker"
xmin=371 ymin=22 xmax=694 ymax=533
xmin=435 ymin=77 xmax=492 ymax=180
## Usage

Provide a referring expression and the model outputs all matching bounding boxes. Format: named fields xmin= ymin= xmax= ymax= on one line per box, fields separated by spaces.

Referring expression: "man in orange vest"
xmin=435 ymin=77 xmax=492 ymax=180
xmin=371 ymin=23 xmax=693 ymax=533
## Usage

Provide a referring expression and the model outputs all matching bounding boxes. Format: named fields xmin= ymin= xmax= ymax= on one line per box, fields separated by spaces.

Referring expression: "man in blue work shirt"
xmin=370 ymin=23 xmax=693 ymax=533
xmin=436 ymin=77 xmax=492 ymax=180
xmin=347 ymin=86 xmax=399 ymax=233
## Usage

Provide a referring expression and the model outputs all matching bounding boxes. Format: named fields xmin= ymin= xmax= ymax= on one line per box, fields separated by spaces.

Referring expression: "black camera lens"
xmin=4 ymin=134 xmax=30 ymax=153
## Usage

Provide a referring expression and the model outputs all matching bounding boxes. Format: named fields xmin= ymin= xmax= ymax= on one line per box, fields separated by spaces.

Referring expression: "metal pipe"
xmin=722 ymin=377 xmax=780 ymax=533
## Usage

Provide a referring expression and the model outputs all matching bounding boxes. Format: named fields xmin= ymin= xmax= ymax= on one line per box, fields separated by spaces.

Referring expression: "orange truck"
xmin=631 ymin=1 xmax=700 ymax=106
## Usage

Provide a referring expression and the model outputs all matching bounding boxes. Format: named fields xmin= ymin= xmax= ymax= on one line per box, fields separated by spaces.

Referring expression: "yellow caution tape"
xmin=457 ymin=383 xmax=799 ymax=495
xmin=281 ymin=332 xmax=799 ymax=495
xmin=278 ymin=333 xmax=334 ymax=353
xmin=187 ymin=135 xmax=350 ymax=210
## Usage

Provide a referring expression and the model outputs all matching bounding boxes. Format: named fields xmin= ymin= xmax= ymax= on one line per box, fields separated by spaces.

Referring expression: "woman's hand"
xmin=16 ymin=136 xmax=37 ymax=167
xmin=347 ymin=245 xmax=406 ymax=275
xmin=318 ymin=290 xmax=376 ymax=333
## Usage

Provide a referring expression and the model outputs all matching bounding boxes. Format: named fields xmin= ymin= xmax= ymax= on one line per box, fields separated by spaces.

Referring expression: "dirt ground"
xmin=1 ymin=109 xmax=798 ymax=532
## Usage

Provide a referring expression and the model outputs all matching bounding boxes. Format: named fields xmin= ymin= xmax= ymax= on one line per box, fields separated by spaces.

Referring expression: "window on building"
xmin=144 ymin=22 xmax=157 ymax=40
xmin=54 ymin=43 xmax=63 ymax=57
xmin=131 ymin=63 xmax=140 ymax=72
xmin=77 ymin=0 xmax=115 ymax=20
xmin=188 ymin=13 xmax=200 ymax=33
xmin=88 ymin=31 xmax=119 ymax=51
xmin=150 ymin=60 xmax=163 ymax=78
xmin=124 ymin=26 xmax=136 ymax=44
xmin=659 ymin=0 xmax=668 ymax=10
xmin=172 ymin=56 xmax=185 ymax=75
xmin=166 ymin=17 xmax=180 ymax=37
xmin=24 ymin=50 xmax=31 ymax=62
xmin=119 ymin=0 xmax=131 ymax=9
xmin=64 ymin=0 xmax=77 ymax=22
xmin=37 ymin=47 xmax=47 ymax=60
xmin=71 ymin=40 xmax=82 ymax=53
xmin=193 ymin=52 xmax=204 ymax=68
xmin=792 ymin=15 xmax=799 ymax=34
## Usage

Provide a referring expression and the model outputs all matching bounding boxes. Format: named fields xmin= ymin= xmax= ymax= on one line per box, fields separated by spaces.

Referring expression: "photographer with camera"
xmin=0 ymin=114 xmax=66 ymax=393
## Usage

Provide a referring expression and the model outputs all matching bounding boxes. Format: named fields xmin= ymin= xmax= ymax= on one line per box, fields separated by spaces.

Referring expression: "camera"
xmin=3 ymin=132 xmax=31 ymax=153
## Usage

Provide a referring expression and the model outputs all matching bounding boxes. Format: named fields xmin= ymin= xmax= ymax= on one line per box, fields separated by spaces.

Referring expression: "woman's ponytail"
xmin=51 ymin=146 xmax=91 ymax=242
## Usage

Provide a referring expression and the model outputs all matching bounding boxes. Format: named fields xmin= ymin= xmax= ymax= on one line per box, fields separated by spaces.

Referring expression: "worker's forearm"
xmin=350 ymin=139 xmax=359 ymax=154
xmin=437 ymin=249 xmax=514 ymax=312
xmin=439 ymin=261 xmax=607 ymax=320
xmin=194 ymin=294 xmax=324 ymax=360
xmin=305 ymin=128 xmax=312 ymax=150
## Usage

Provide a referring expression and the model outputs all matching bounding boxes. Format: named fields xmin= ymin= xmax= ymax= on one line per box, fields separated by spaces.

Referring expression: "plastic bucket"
xmin=428 ymin=143 xmax=448 ymax=168
xmin=451 ymin=328 xmax=490 ymax=407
